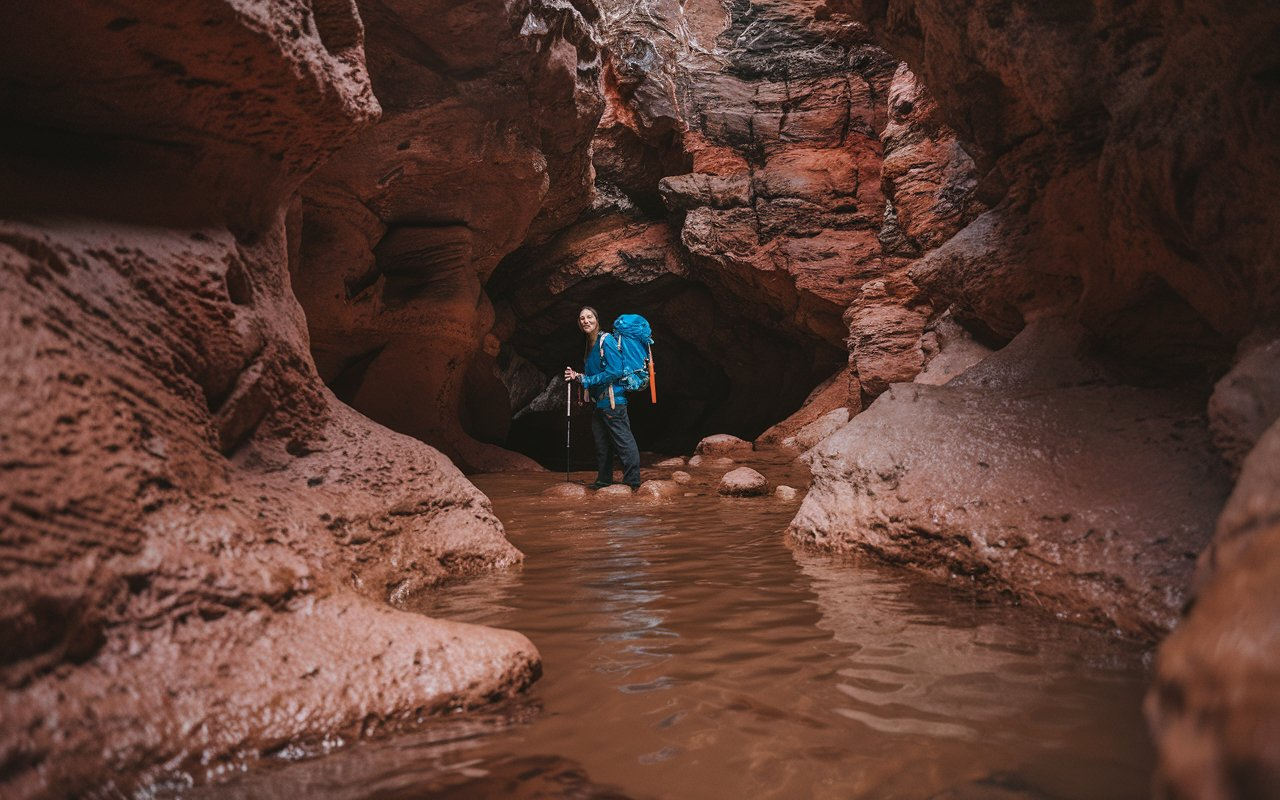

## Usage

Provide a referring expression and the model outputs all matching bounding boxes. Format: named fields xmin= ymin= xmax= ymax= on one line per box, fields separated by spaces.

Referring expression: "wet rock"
xmin=696 ymin=434 xmax=753 ymax=458
xmin=687 ymin=455 xmax=704 ymax=467
xmin=0 ymin=3 xmax=539 ymax=793
xmin=655 ymin=456 xmax=686 ymax=467
xmin=637 ymin=480 xmax=681 ymax=500
xmin=1208 ymin=334 xmax=1280 ymax=475
xmin=596 ymin=484 xmax=635 ymax=497
xmin=757 ymin=367 xmax=861 ymax=446
xmin=1147 ymin=419 xmax=1280 ymax=799
xmin=914 ymin=311 xmax=994 ymax=386
xmin=789 ymin=320 xmax=1233 ymax=640
xmin=775 ymin=485 xmax=798 ymax=502
xmin=543 ymin=483 xmax=588 ymax=499
xmin=671 ymin=471 xmax=692 ymax=484
xmin=788 ymin=408 xmax=851 ymax=452
xmin=718 ymin=467 xmax=769 ymax=498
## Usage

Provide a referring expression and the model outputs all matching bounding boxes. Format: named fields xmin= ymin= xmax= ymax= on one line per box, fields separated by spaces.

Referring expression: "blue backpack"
xmin=600 ymin=314 xmax=656 ymax=400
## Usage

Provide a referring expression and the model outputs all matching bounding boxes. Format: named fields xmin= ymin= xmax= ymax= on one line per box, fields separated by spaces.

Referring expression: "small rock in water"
xmin=774 ymin=485 xmax=798 ymax=501
xmin=695 ymin=434 xmax=753 ymax=457
xmin=718 ymin=467 xmax=769 ymax=497
xmin=655 ymin=456 xmax=685 ymax=467
xmin=544 ymin=483 xmax=588 ymax=499
xmin=711 ymin=457 xmax=735 ymax=466
xmin=687 ymin=455 xmax=704 ymax=467
xmin=596 ymin=484 xmax=634 ymax=497
xmin=636 ymin=480 xmax=681 ymax=500
xmin=671 ymin=470 xmax=692 ymax=484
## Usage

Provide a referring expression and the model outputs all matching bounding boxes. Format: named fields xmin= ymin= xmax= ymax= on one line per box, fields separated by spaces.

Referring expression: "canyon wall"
xmin=0 ymin=2 xmax=555 ymax=795
xmin=3 ymin=0 xmax=1277 ymax=795
xmin=489 ymin=0 xmax=982 ymax=457
xmin=787 ymin=1 xmax=1280 ymax=795
xmin=292 ymin=0 xmax=606 ymax=473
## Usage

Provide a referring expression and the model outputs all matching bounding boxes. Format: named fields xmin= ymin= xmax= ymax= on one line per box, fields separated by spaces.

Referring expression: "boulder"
xmin=788 ymin=320 xmax=1232 ymax=640
xmin=596 ymin=484 xmax=635 ymax=497
xmin=543 ymin=483 xmax=589 ymax=499
xmin=718 ymin=467 xmax=770 ymax=497
xmin=637 ymin=480 xmax=682 ymax=500
xmin=789 ymin=408 xmax=851 ymax=452
xmin=1147 ymin=419 xmax=1280 ymax=798
xmin=1208 ymin=334 xmax=1280 ymax=475
xmin=696 ymin=434 xmax=753 ymax=457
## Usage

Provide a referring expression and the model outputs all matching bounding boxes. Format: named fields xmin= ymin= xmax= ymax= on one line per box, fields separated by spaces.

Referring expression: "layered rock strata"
xmin=491 ymin=0 xmax=981 ymax=457
xmin=797 ymin=2 xmax=1280 ymax=793
xmin=294 ymin=0 xmax=606 ymax=472
xmin=789 ymin=319 xmax=1232 ymax=639
xmin=0 ymin=2 xmax=538 ymax=795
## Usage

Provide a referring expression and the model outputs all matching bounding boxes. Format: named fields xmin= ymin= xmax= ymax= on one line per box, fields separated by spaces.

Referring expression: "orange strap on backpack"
xmin=648 ymin=344 xmax=656 ymax=404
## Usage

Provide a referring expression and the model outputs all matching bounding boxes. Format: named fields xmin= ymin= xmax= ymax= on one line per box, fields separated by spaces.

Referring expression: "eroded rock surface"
xmin=718 ymin=467 xmax=770 ymax=497
xmin=293 ymin=0 xmax=605 ymax=472
xmin=1147 ymin=421 xmax=1280 ymax=798
xmin=0 ymin=2 xmax=538 ymax=795
xmin=491 ymin=0 xmax=980 ymax=459
xmin=789 ymin=321 xmax=1233 ymax=639
xmin=824 ymin=4 xmax=1280 ymax=791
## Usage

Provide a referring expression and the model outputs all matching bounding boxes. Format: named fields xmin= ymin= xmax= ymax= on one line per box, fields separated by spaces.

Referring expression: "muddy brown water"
xmin=171 ymin=452 xmax=1154 ymax=799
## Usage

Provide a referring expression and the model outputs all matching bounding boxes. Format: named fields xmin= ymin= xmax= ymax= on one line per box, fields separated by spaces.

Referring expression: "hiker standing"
xmin=564 ymin=306 xmax=642 ymax=490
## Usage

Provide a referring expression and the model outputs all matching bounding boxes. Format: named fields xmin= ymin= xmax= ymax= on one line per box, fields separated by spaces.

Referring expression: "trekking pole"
xmin=565 ymin=378 xmax=572 ymax=482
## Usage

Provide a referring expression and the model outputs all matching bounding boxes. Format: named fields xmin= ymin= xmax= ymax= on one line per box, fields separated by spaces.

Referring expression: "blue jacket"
xmin=581 ymin=333 xmax=627 ymax=408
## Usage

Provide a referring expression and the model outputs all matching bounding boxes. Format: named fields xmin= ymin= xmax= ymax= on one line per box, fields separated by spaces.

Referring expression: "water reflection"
xmin=159 ymin=465 xmax=1156 ymax=799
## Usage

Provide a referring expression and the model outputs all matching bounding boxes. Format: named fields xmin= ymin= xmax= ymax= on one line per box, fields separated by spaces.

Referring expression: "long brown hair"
xmin=579 ymin=306 xmax=601 ymax=362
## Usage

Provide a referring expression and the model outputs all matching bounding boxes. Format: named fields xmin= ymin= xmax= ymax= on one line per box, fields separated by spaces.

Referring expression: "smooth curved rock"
xmin=718 ymin=467 xmax=769 ymax=497
xmin=696 ymin=434 xmax=753 ymax=457
xmin=637 ymin=479 xmax=682 ymax=500
xmin=775 ymin=485 xmax=799 ymax=502
xmin=0 ymin=4 xmax=537 ymax=793
xmin=788 ymin=320 xmax=1232 ymax=639
xmin=671 ymin=470 xmax=692 ymax=484
xmin=0 ymin=0 xmax=380 ymax=231
xmin=757 ymin=367 xmax=861 ymax=446
xmin=596 ymin=483 xmax=635 ymax=497
xmin=1 ymin=594 xmax=538 ymax=799
xmin=1208 ymin=334 xmax=1280 ymax=475
xmin=543 ymin=482 xmax=589 ymax=499
xmin=1147 ymin=420 xmax=1280 ymax=799
xmin=791 ymin=408 xmax=851 ymax=452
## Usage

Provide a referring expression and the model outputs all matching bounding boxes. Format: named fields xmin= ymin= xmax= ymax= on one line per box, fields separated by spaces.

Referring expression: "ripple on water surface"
xmin=174 ymin=463 xmax=1155 ymax=800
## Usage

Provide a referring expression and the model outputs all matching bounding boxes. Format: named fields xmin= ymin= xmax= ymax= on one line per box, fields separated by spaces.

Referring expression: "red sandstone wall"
xmin=292 ymin=0 xmax=605 ymax=473
xmin=0 ymin=3 xmax=539 ymax=795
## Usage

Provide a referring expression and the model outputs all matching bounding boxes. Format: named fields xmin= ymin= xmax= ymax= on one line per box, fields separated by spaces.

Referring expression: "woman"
xmin=564 ymin=306 xmax=642 ymax=490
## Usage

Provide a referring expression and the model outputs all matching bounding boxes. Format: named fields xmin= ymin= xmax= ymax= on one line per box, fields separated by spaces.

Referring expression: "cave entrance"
xmin=480 ymin=268 xmax=847 ymax=470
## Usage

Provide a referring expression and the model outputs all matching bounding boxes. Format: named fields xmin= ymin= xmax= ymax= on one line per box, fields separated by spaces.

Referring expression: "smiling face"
xmin=578 ymin=307 xmax=599 ymax=337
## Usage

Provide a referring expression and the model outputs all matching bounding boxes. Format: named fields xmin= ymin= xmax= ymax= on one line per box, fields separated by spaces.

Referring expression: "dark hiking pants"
xmin=591 ymin=404 xmax=641 ymax=488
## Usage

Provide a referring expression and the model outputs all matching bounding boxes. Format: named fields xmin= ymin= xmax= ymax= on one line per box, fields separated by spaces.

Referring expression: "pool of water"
xmin=180 ymin=455 xmax=1155 ymax=799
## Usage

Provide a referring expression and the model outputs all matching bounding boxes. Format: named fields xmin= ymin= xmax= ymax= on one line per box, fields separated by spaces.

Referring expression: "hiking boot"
xmin=626 ymin=484 xmax=641 ymax=491
xmin=588 ymin=481 xmax=613 ymax=490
